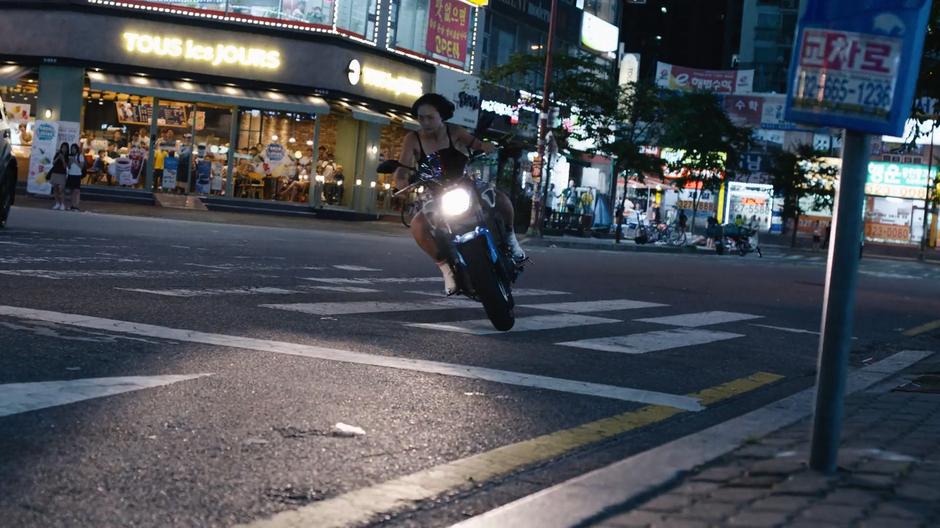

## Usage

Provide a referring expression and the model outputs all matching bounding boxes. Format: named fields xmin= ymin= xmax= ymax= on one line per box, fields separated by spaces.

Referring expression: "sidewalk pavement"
xmin=455 ymin=350 xmax=940 ymax=528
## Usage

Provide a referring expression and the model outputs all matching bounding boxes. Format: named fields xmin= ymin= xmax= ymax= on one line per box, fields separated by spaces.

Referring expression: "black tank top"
xmin=415 ymin=125 xmax=468 ymax=179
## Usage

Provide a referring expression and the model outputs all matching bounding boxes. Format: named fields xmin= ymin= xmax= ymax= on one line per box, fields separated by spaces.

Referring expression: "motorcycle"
xmin=377 ymin=150 xmax=522 ymax=332
xmin=714 ymin=223 xmax=762 ymax=257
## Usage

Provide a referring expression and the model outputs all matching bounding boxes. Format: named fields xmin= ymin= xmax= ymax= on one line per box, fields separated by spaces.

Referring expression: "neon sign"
xmin=122 ymin=32 xmax=281 ymax=70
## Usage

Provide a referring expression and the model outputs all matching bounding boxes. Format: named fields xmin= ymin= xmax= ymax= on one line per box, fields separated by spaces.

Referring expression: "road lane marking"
xmin=0 ymin=374 xmax=211 ymax=417
xmin=116 ymin=287 xmax=300 ymax=297
xmin=0 ymin=305 xmax=699 ymax=409
xmin=239 ymin=372 xmax=784 ymax=528
xmin=635 ymin=311 xmax=762 ymax=327
xmin=750 ymin=323 xmax=819 ymax=335
xmin=409 ymin=314 xmax=620 ymax=335
xmin=332 ymin=265 xmax=382 ymax=272
xmin=903 ymin=319 xmax=940 ymax=337
xmin=521 ymin=299 xmax=667 ymax=313
xmin=0 ymin=270 xmax=190 ymax=280
xmin=305 ymin=286 xmax=381 ymax=293
xmin=301 ymin=276 xmax=441 ymax=285
xmin=300 ymin=277 xmax=373 ymax=285
xmin=558 ymin=328 xmax=744 ymax=355
xmin=406 ymin=288 xmax=571 ymax=298
xmin=260 ymin=299 xmax=479 ymax=315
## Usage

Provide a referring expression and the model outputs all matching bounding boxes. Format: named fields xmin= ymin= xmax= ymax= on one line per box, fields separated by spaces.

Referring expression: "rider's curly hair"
xmin=411 ymin=93 xmax=455 ymax=121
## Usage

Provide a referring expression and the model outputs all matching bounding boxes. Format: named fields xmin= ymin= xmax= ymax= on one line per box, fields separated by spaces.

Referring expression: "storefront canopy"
xmin=351 ymin=107 xmax=390 ymax=126
xmin=0 ymin=65 xmax=30 ymax=87
xmin=88 ymin=73 xmax=330 ymax=115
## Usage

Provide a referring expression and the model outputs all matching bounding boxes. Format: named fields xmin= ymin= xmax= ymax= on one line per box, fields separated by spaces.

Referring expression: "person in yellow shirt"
xmin=153 ymin=148 xmax=167 ymax=190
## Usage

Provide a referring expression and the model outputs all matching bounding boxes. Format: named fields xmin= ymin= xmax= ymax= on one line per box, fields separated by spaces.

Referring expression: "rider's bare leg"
xmin=495 ymin=190 xmax=525 ymax=262
xmin=412 ymin=213 xmax=458 ymax=294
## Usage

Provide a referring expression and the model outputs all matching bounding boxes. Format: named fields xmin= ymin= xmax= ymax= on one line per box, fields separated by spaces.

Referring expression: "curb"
xmin=451 ymin=349 xmax=935 ymax=528
xmin=523 ymin=238 xmax=704 ymax=254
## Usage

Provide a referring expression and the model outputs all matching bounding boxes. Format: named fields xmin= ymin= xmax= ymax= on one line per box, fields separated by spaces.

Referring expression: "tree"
xmin=658 ymin=91 xmax=753 ymax=236
xmin=769 ymin=144 xmax=839 ymax=248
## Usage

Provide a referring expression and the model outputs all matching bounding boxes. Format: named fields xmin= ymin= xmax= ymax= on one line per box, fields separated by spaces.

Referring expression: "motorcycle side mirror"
xmin=377 ymin=159 xmax=402 ymax=174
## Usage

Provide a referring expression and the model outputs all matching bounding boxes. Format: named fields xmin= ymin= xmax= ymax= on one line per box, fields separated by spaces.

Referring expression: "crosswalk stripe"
xmin=333 ymin=265 xmax=383 ymax=272
xmin=634 ymin=311 xmax=762 ymax=327
xmin=406 ymin=288 xmax=571 ymax=298
xmin=301 ymin=277 xmax=373 ymax=285
xmin=300 ymin=276 xmax=441 ymax=285
xmin=260 ymin=299 xmax=479 ymax=316
xmin=115 ymin=287 xmax=299 ymax=297
xmin=0 ymin=305 xmax=702 ymax=410
xmin=408 ymin=314 xmax=619 ymax=335
xmin=522 ymin=299 xmax=667 ymax=313
xmin=306 ymin=286 xmax=381 ymax=293
xmin=558 ymin=328 xmax=744 ymax=354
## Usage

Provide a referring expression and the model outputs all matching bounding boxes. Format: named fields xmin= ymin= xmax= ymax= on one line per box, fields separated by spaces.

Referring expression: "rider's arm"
xmin=394 ymin=133 xmax=417 ymax=190
xmin=455 ymin=126 xmax=495 ymax=154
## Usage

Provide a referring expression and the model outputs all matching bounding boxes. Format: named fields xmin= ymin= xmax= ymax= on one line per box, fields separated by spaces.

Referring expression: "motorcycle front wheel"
xmin=461 ymin=237 xmax=515 ymax=331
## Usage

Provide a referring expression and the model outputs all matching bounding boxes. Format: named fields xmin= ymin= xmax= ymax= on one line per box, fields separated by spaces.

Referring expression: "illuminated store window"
xmin=336 ymin=0 xmax=378 ymax=39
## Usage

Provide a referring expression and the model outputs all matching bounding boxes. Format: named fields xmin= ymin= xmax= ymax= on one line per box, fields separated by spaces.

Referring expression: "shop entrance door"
xmin=154 ymin=100 xmax=195 ymax=195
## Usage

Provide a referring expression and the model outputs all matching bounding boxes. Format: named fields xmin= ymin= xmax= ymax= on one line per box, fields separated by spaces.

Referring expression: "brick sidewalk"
xmin=594 ymin=384 xmax=940 ymax=528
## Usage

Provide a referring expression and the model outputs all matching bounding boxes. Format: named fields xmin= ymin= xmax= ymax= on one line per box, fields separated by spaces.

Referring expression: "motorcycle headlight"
xmin=441 ymin=188 xmax=472 ymax=216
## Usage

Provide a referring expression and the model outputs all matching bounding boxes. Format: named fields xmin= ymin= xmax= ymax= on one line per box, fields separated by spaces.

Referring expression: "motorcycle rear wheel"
xmin=461 ymin=237 xmax=515 ymax=331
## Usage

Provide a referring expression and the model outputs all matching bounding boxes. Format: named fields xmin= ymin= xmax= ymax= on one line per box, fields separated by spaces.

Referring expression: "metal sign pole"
xmin=809 ymin=129 xmax=871 ymax=473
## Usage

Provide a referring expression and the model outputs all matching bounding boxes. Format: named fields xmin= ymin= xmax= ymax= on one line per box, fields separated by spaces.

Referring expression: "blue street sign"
xmin=785 ymin=0 xmax=932 ymax=136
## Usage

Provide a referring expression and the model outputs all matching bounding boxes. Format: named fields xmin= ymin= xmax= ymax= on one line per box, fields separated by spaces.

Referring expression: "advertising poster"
xmin=194 ymin=159 xmax=212 ymax=194
xmin=434 ymin=67 xmax=479 ymax=129
xmin=656 ymin=62 xmax=754 ymax=94
xmin=3 ymin=102 xmax=30 ymax=123
xmin=283 ymin=0 xmax=334 ymax=25
xmin=162 ymin=155 xmax=179 ymax=189
xmin=26 ymin=120 xmax=59 ymax=195
xmin=426 ymin=0 xmax=471 ymax=64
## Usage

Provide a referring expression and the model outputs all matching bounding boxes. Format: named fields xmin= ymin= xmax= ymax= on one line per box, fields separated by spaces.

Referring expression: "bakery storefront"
xmin=0 ymin=3 xmax=431 ymax=213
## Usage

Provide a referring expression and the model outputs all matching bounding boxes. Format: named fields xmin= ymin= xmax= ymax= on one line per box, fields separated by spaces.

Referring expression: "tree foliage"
xmin=769 ymin=144 xmax=838 ymax=244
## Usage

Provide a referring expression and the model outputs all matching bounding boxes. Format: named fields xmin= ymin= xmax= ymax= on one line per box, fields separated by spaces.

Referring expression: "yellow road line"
xmin=903 ymin=319 xmax=940 ymax=337
xmin=241 ymin=372 xmax=784 ymax=528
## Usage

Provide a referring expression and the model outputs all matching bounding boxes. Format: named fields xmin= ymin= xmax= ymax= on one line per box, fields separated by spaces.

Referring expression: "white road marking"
xmin=0 ymin=256 xmax=143 ymax=264
xmin=0 ymin=374 xmax=210 ymax=417
xmin=333 ymin=265 xmax=383 ymax=272
xmin=306 ymin=286 xmax=381 ymax=293
xmin=261 ymin=299 xmax=479 ymax=315
xmin=635 ymin=311 xmax=762 ymax=327
xmin=371 ymin=277 xmax=441 ymax=283
xmin=116 ymin=287 xmax=300 ymax=298
xmin=523 ymin=299 xmax=667 ymax=313
xmin=0 ymin=305 xmax=702 ymax=410
xmin=558 ymin=328 xmax=744 ymax=354
xmin=407 ymin=288 xmax=571 ymax=298
xmin=301 ymin=277 xmax=374 ymax=285
xmin=0 ymin=270 xmax=190 ymax=280
xmin=409 ymin=314 xmax=620 ymax=335
xmin=750 ymin=324 xmax=819 ymax=335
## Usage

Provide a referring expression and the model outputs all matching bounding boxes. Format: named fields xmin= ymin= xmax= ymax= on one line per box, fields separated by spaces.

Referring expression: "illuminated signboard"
xmin=865 ymin=161 xmax=936 ymax=200
xmin=122 ymin=32 xmax=280 ymax=70
xmin=580 ymin=12 xmax=618 ymax=54
xmin=346 ymin=60 xmax=423 ymax=97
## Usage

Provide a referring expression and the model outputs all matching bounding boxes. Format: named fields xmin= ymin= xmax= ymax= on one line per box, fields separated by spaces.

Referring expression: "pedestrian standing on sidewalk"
xmin=812 ymin=220 xmax=822 ymax=252
xmin=49 ymin=142 xmax=69 ymax=210
xmin=66 ymin=143 xmax=86 ymax=211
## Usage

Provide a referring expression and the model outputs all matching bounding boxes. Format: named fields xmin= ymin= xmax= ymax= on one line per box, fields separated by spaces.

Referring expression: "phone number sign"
xmin=785 ymin=0 xmax=932 ymax=136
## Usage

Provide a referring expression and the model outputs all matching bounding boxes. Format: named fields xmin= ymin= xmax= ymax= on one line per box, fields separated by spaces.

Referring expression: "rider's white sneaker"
xmin=507 ymin=231 xmax=526 ymax=263
xmin=437 ymin=261 xmax=458 ymax=295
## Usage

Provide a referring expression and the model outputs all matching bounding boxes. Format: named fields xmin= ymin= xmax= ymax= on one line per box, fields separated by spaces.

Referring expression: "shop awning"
xmin=0 ymin=65 xmax=30 ymax=87
xmin=351 ymin=107 xmax=390 ymax=125
xmin=88 ymin=73 xmax=330 ymax=115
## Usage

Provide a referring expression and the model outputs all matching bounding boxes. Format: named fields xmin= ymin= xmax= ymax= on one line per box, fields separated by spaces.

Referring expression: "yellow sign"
xmin=122 ymin=32 xmax=281 ymax=70
xmin=361 ymin=66 xmax=423 ymax=98
xmin=462 ymin=0 xmax=488 ymax=6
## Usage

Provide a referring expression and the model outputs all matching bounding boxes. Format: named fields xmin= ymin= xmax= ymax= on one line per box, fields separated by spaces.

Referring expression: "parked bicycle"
xmin=399 ymin=186 xmax=425 ymax=228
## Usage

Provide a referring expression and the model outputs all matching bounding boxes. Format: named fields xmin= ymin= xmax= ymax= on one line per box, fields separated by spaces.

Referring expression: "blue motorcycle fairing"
xmin=451 ymin=226 xmax=499 ymax=268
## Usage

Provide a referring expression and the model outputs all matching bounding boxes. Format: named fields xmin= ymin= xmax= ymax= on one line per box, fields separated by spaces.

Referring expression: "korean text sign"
xmin=426 ymin=0 xmax=471 ymax=64
xmin=786 ymin=0 xmax=932 ymax=135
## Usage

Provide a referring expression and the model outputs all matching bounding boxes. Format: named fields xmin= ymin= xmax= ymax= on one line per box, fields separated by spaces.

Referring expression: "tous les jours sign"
xmin=122 ymin=32 xmax=281 ymax=70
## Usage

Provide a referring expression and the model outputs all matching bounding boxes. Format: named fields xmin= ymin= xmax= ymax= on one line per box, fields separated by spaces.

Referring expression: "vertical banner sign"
xmin=27 ymin=120 xmax=59 ymax=195
xmin=786 ymin=1 xmax=933 ymax=136
xmin=194 ymin=159 xmax=212 ymax=194
xmin=162 ymin=155 xmax=179 ymax=189
xmin=426 ymin=0 xmax=470 ymax=65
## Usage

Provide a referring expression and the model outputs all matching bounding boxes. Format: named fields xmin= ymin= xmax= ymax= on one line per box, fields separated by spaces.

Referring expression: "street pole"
xmin=809 ymin=129 xmax=871 ymax=474
xmin=527 ymin=0 xmax=558 ymax=237
xmin=919 ymin=123 xmax=936 ymax=260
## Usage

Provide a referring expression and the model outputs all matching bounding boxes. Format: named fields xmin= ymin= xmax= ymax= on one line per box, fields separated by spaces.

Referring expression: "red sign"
xmin=655 ymin=61 xmax=754 ymax=94
xmin=723 ymin=95 xmax=764 ymax=127
xmin=426 ymin=0 xmax=471 ymax=64
xmin=798 ymin=29 xmax=899 ymax=75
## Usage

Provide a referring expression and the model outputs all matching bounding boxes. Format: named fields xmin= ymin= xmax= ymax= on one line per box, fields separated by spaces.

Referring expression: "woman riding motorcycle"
xmin=394 ymin=93 xmax=525 ymax=295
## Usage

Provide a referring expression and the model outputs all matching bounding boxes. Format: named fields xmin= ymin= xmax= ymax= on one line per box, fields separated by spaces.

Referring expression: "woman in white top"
xmin=66 ymin=143 xmax=86 ymax=211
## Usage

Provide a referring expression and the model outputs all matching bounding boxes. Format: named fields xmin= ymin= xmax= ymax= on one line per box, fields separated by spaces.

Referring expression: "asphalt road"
xmin=1 ymin=205 xmax=938 ymax=528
